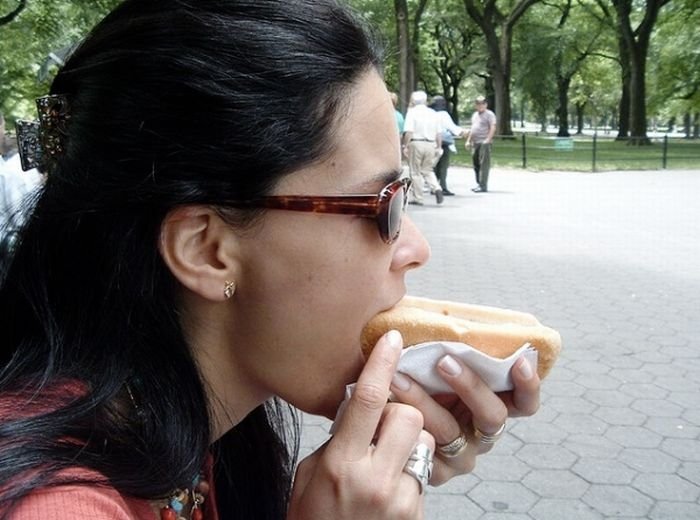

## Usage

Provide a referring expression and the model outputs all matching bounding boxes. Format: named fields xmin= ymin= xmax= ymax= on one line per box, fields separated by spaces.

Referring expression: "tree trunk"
xmin=495 ymin=24 xmax=514 ymax=137
xmin=615 ymin=34 xmax=631 ymax=139
xmin=683 ymin=112 xmax=700 ymax=139
xmin=394 ymin=0 xmax=412 ymax=113
xmin=463 ymin=0 xmax=542 ymax=138
xmin=613 ymin=0 xmax=670 ymax=145
xmin=627 ymin=42 xmax=650 ymax=144
xmin=616 ymin=82 xmax=629 ymax=139
xmin=576 ymin=103 xmax=585 ymax=135
xmin=483 ymin=73 xmax=495 ymax=105
xmin=556 ymin=76 xmax=571 ymax=137
xmin=0 ymin=0 xmax=26 ymax=26
xmin=479 ymin=28 xmax=509 ymax=136
xmin=410 ymin=0 xmax=428 ymax=90
xmin=667 ymin=116 xmax=675 ymax=133
xmin=492 ymin=70 xmax=512 ymax=137
xmin=539 ymin=111 xmax=547 ymax=133
xmin=449 ymin=92 xmax=461 ymax=124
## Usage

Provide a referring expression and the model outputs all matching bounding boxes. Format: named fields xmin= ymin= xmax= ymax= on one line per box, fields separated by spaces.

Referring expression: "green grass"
xmin=451 ymin=135 xmax=700 ymax=172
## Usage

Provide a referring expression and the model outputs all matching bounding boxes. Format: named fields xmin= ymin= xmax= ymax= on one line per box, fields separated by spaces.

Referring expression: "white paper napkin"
xmin=331 ymin=342 xmax=537 ymax=433
xmin=395 ymin=341 xmax=537 ymax=394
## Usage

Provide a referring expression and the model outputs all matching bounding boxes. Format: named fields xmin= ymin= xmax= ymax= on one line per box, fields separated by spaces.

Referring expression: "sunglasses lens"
xmin=384 ymin=181 xmax=406 ymax=243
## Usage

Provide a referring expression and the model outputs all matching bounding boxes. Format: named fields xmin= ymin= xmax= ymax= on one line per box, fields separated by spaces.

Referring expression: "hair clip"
xmin=15 ymin=94 xmax=70 ymax=173
xmin=16 ymin=119 xmax=42 ymax=171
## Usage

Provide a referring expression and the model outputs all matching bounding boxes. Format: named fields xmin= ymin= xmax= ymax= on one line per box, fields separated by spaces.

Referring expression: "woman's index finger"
xmin=329 ymin=330 xmax=404 ymax=459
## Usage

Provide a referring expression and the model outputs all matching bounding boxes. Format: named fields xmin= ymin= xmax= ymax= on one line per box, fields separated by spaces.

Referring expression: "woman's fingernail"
xmin=391 ymin=372 xmax=411 ymax=392
xmin=385 ymin=330 xmax=403 ymax=351
xmin=438 ymin=355 xmax=462 ymax=377
xmin=518 ymin=357 xmax=534 ymax=380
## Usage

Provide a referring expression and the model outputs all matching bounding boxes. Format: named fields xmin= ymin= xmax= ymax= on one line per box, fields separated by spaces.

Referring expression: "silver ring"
xmin=474 ymin=421 xmax=506 ymax=445
xmin=437 ymin=431 xmax=469 ymax=458
xmin=402 ymin=443 xmax=433 ymax=494
xmin=408 ymin=442 xmax=433 ymax=462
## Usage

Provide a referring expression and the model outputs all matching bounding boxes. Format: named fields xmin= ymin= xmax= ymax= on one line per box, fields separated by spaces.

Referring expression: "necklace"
xmin=158 ymin=473 xmax=210 ymax=520
xmin=124 ymin=383 xmax=211 ymax=519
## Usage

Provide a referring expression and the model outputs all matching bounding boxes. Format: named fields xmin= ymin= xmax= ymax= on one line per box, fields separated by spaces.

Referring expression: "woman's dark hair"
xmin=0 ymin=0 xmax=382 ymax=517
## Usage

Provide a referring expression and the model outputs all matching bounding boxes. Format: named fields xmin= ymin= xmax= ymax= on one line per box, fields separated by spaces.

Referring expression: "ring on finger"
xmin=473 ymin=421 xmax=506 ymax=445
xmin=402 ymin=443 xmax=434 ymax=494
xmin=437 ymin=431 xmax=469 ymax=458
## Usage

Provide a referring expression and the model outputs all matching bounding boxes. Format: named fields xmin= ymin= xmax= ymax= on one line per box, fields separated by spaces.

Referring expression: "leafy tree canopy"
xmin=1 ymin=0 xmax=122 ymax=121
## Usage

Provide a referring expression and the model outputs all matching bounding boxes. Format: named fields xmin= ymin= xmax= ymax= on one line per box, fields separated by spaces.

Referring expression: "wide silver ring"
xmin=474 ymin=421 xmax=506 ymax=445
xmin=402 ymin=443 xmax=433 ymax=494
xmin=437 ymin=431 xmax=469 ymax=458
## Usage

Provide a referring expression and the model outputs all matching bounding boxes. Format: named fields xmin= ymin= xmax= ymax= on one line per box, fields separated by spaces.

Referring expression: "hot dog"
xmin=361 ymin=296 xmax=561 ymax=379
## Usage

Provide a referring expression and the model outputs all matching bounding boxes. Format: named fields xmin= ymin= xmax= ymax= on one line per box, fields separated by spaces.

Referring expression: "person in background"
xmin=0 ymin=113 xmax=7 ymax=157
xmin=467 ymin=95 xmax=497 ymax=193
xmin=390 ymin=91 xmax=410 ymax=180
xmin=402 ymin=90 xmax=444 ymax=205
xmin=430 ymin=95 xmax=467 ymax=196
xmin=0 ymin=154 xmax=43 ymax=262
xmin=1 ymin=109 xmax=44 ymax=269
xmin=390 ymin=91 xmax=404 ymax=135
xmin=1 ymin=113 xmax=19 ymax=159
xmin=0 ymin=1 xmax=540 ymax=519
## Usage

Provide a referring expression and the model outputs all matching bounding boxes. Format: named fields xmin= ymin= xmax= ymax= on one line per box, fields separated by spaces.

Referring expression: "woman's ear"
xmin=159 ymin=206 xmax=240 ymax=301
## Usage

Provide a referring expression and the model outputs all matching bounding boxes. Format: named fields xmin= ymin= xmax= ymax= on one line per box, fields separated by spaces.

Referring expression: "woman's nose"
xmin=391 ymin=215 xmax=430 ymax=272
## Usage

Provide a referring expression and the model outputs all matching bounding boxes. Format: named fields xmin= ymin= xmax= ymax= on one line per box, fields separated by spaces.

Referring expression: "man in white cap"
xmin=402 ymin=90 xmax=443 ymax=205
xmin=467 ymin=95 xmax=496 ymax=193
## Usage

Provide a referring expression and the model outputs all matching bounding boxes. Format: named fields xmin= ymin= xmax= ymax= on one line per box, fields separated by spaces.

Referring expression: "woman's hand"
xmin=389 ymin=355 xmax=540 ymax=485
xmin=288 ymin=331 xmax=435 ymax=520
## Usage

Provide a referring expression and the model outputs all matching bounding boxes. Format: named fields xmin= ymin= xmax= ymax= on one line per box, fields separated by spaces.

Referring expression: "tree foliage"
xmin=462 ymin=0 xmax=543 ymax=136
xmin=0 ymin=0 xmax=122 ymax=121
xmin=650 ymin=0 xmax=700 ymax=111
xmin=0 ymin=0 xmax=25 ymax=26
xmin=517 ymin=0 xmax=607 ymax=136
xmin=2 ymin=0 xmax=698 ymax=140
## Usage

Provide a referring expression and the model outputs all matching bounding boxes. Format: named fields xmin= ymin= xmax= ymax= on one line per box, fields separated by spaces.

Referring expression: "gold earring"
xmin=223 ymin=280 xmax=236 ymax=299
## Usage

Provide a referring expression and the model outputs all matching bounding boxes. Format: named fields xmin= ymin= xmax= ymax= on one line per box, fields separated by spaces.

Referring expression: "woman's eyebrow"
xmin=353 ymin=169 xmax=403 ymax=192
xmin=383 ymin=168 xmax=404 ymax=183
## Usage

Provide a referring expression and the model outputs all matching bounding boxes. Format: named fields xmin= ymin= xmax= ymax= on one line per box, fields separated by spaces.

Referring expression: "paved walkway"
xmin=300 ymin=166 xmax=700 ymax=519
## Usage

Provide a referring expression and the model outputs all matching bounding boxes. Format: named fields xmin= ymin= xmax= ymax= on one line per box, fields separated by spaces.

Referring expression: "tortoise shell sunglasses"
xmin=228 ymin=177 xmax=411 ymax=244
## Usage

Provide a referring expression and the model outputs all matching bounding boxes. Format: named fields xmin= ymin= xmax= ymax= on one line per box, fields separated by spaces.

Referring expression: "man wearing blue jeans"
xmin=467 ymin=96 xmax=496 ymax=193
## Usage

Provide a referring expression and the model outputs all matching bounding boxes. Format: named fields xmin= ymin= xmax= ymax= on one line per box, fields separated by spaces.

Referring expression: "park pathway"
xmin=300 ymin=166 xmax=700 ymax=519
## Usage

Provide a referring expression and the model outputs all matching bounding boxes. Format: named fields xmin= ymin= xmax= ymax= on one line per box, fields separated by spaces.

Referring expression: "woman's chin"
xmin=295 ymin=356 xmax=364 ymax=420
xmin=296 ymin=387 xmax=348 ymax=421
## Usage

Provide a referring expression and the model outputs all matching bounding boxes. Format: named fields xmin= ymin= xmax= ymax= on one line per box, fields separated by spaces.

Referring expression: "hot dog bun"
xmin=361 ymin=296 xmax=561 ymax=379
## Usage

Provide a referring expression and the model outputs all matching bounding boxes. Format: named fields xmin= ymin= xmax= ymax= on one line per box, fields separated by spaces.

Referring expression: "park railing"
xmin=460 ymin=134 xmax=700 ymax=172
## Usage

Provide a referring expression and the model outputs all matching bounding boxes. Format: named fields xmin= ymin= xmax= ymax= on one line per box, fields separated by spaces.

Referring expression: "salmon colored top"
xmin=9 ymin=469 xmax=219 ymax=520
xmin=1 ymin=383 xmax=219 ymax=520
xmin=11 ymin=483 xmax=159 ymax=519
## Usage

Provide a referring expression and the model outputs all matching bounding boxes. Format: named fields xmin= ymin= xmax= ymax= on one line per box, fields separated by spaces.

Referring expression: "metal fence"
xmin=484 ymin=134 xmax=700 ymax=172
